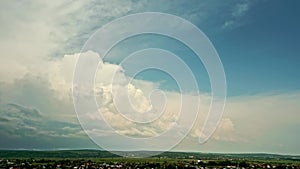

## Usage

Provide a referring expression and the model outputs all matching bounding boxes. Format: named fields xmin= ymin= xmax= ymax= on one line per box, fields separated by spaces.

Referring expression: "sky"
xmin=0 ymin=0 xmax=300 ymax=155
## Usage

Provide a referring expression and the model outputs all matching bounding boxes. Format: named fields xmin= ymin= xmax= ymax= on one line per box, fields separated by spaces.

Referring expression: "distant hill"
xmin=0 ymin=150 xmax=299 ymax=161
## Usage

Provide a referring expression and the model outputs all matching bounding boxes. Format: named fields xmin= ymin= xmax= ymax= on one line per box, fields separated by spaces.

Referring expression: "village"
xmin=1 ymin=158 xmax=299 ymax=169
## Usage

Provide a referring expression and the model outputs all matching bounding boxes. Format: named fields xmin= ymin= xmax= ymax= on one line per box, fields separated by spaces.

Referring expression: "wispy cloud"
xmin=232 ymin=2 xmax=250 ymax=17
xmin=222 ymin=1 xmax=251 ymax=29
xmin=0 ymin=0 xmax=136 ymax=82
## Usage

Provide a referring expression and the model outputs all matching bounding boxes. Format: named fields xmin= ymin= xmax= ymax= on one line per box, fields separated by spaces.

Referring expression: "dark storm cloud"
xmin=0 ymin=102 xmax=95 ymax=149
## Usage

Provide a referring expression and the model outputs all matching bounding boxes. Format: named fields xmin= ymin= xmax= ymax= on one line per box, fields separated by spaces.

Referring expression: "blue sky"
xmin=94 ymin=0 xmax=300 ymax=96
xmin=0 ymin=0 xmax=299 ymax=154
xmin=213 ymin=0 xmax=300 ymax=95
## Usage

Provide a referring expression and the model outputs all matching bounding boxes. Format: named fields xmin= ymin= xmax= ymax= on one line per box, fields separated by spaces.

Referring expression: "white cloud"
xmin=63 ymin=51 xmax=209 ymax=141
xmin=1 ymin=48 xmax=300 ymax=153
xmin=212 ymin=118 xmax=239 ymax=142
xmin=222 ymin=1 xmax=251 ymax=29
xmin=0 ymin=0 xmax=136 ymax=82
xmin=232 ymin=3 xmax=249 ymax=17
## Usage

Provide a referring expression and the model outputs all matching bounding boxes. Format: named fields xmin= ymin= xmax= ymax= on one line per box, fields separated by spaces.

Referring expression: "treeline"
xmin=0 ymin=150 xmax=119 ymax=158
